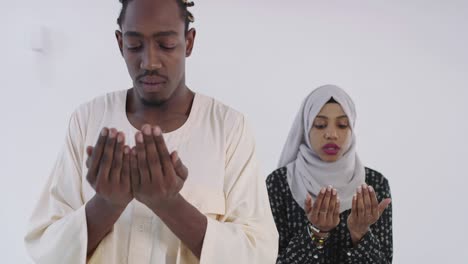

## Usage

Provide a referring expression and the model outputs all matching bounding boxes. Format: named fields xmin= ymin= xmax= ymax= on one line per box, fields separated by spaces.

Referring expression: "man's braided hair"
xmin=117 ymin=0 xmax=195 ymax=32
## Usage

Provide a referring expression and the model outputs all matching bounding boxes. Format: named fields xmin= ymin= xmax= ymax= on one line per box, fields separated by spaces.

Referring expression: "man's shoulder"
xmin=196 ymin=93 xmax=244 ymax=117
xmin=196 ymin=92 xmax=246 ymax=126
xmin=72 ymin=89 xmax=126 ymax=117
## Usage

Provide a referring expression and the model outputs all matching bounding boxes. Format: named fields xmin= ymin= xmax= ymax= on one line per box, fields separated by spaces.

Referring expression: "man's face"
xmin=116 ymin=0 xmax=195 ymax=104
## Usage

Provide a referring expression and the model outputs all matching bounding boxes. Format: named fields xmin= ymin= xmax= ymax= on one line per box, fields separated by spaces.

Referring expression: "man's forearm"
xmin=153 ymin=194 xmax=208 ymax=259
xmin=85 ymin=195 xmax=126 ymax=256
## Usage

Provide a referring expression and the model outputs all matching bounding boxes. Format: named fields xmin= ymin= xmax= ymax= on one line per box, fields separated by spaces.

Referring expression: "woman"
xmin=266 ymin=85 xmax=392 ymax=263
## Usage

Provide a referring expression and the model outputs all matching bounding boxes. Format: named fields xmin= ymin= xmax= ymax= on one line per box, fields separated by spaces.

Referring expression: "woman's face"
xmin=309 ymin=103 xmax=352 ymax=162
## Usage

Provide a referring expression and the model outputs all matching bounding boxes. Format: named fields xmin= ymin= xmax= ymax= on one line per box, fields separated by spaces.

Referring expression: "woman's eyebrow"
xmin=315 ymin=115 xmax=348 ymax=119
xmin=315 ymin=115 xmax=328 ymax=119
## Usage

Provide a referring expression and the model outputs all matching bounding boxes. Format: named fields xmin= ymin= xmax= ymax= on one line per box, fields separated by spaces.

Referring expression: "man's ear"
xmin=115 ymin=30 xmax=124 ymax=56
xmin=185 ymin=28 xmax=196 ymax=57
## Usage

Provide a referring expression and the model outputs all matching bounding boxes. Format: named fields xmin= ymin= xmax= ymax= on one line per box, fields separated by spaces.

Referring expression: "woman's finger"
xmin=362 ymin=184 xmax=372 ymax=218
xmin=351 ymin=194 xmax=357 ymax=219
xmin=333 ymin=197 xmax=341 ymax=226
xmin=378 ymin=198 xmax=392 ymax=216
xmin=327 ymin=188 xmax=337 ymax=223
xmin=304 ymin=193 xmax=313 ymax=214
xmin=356 ymin=186 xmax=365 ymax=218
xmin=311 ymin=187 xmax=326 ymax=221
xmin=318 ymin=186 xmax=332 ymax=223
xmin=369 ymin=186 xmax=379 ymax=220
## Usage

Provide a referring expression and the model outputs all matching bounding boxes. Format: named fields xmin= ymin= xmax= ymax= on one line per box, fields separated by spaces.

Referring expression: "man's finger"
xmin=86 ymin=146 xmax=93 ymax=156
xmin=109 ymin=132 xmax=125 ymax=183
xmin=130 ymin=147 xmax=140 ymax=193
xmin=171 ymin=151 xmax=188 ymax=181
xmin=121 ymin=146 xmax=131 ymax=187
xmin=85 ymin=146 xmax=93 ymax=169
xmin=87 ymin=128 xmax=108 ymax=184
xmin=135 ymin=131 xmax=151 ymax=185
xmin=154 ymin=126 xmax=176 ymax=177
xmin=142 ymin=124 xmax=162 ymax=184
xmin=96 ymin=128 xmax=118 ymax=183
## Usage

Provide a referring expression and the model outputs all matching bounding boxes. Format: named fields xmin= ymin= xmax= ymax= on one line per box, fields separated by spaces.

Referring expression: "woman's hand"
xmin=347 ymin=184 xmax=391 ymax=245
xmin=305 ymin=186 xmax=341 ymax=235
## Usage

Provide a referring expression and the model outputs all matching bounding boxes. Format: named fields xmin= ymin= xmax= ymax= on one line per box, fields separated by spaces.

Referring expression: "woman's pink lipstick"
xmin=322 ymin=143 xmax=340 ymax=155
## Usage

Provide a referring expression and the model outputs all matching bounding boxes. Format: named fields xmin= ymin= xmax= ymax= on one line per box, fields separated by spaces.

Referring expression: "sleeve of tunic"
xmin=199 ymin=115 xmax=279 ymax=264
xmin=25 ymin=107 xmax=90 ymax=264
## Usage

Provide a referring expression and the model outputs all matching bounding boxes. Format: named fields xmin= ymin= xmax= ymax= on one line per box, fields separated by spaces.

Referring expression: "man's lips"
xmin=140 ymin=80 xmax=165 ymax=85
xmin=139 ymin=76 xmax=166 ymax=84
xmin=137 ymin=75 xmax=168 ymax=92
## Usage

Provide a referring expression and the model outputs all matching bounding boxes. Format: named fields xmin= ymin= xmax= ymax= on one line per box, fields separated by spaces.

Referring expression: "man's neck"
xmin=126 ymin=86 xmax=195 ymax=132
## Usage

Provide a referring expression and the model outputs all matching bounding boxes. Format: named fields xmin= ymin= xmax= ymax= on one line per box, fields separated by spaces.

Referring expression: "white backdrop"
xmin=1 ymin=0 xmax=467 ymax=263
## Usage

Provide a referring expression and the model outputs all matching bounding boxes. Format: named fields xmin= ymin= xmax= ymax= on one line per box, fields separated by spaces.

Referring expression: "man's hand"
xmin=131 ymin=124 xmax=189 ymax=213
xmin=86 ymin=127 xmax=133 ymax=211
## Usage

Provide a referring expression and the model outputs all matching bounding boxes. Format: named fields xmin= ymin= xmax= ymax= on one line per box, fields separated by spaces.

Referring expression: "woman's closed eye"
xmin=337 ymin=120 xmax=349 ymax=129
xmin=313 ymin=123 xmax=327 ymax=129
xmin=338 ymin=123 xmax=349 ymax=129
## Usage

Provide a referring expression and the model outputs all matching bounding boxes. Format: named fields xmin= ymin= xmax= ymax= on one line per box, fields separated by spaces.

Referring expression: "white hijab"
xmin=278 ymin=85 xmax=365 ymax=213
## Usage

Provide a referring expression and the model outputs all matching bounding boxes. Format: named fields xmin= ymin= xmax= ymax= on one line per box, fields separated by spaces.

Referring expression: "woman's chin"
xmin=319 ymin=154 xmax=340 ymax=163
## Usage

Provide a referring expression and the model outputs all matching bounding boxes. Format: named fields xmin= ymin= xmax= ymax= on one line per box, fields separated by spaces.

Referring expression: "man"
xmin=25 ymin=0 xmax=278 ymax=263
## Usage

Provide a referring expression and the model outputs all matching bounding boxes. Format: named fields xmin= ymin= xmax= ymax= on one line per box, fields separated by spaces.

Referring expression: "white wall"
xmin=1 ymin=0 xmax=467 ymax=263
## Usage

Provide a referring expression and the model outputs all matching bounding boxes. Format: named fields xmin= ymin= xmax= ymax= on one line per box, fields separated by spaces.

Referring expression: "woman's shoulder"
xmin=266 ymin=167 xmax=288 ymax=187
xmin=365 ymin=167 xmax=389 ymax=183
xmin=266 ymin=167 xmax=298 ymax=207
xmin=365 ymin=167 xmax=391 ymax=197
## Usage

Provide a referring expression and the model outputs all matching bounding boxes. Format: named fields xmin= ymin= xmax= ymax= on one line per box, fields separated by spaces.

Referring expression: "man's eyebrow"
xmin=152 ymin=31 xmax=179 ymax=37
xmin=124 ymin=31 xmax=143 ymax=38
xmin=123 ymin=31 xmax=179 ymax=38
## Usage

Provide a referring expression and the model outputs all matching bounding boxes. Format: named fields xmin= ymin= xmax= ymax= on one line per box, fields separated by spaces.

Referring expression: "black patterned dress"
xmin=266 ymin=167 xmax=393 ymax=264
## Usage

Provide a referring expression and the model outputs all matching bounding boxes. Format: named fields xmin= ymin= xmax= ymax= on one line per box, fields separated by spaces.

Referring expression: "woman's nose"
xmin=324 ymin=129 xmax=338 ymax=140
